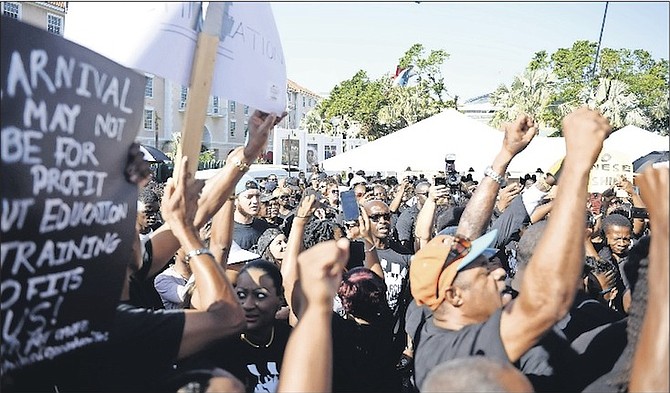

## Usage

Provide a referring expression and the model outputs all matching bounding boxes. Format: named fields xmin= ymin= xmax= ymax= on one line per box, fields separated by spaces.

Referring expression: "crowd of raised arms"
xmin=5 ymin=108 xmax=668 ymax=393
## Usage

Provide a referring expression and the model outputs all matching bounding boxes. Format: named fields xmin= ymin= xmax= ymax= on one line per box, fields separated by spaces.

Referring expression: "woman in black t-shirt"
xmin=332 ymin=267 xmax=402 ymax=392
xmin=180 ymin=260 xmax=291 ymax=393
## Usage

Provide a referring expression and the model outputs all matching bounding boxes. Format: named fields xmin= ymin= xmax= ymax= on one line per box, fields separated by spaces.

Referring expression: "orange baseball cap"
xmin=410 ymin=230 xmax=498 ymax=310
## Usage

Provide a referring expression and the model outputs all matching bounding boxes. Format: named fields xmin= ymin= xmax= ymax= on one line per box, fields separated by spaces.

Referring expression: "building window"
xmin=3 ymin=2 xmax=20 ymax=19
xmin=244 ymin=120 xmax=248 ymax=137
xmin=179 ymin=86 xmax=188 ymax=110
xmin=229 ymin=101 xmax=236 ymax=112
xmin=287 ymin=92 xmax=292 ymax=102
xmin=244 ymin=105 xmax=249 ymax=115
xmin=144 ymin=108 xmax=155 ymax=130
xmin=47 ymin=13 xmax=63 ymax=35
xmin=229 ymin=120 xmax=237 ymax=136
xmin=144 ymin=75 xmax=154 ymax=98
xmin=302 ymin=97 xmax=306 ymax=107
xmin=212 ymin=96 xmax=220 ymax=115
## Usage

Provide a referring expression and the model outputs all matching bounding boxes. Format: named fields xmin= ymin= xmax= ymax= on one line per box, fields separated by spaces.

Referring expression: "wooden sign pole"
xmin=174 ymin=2 xmax=225 ymax=181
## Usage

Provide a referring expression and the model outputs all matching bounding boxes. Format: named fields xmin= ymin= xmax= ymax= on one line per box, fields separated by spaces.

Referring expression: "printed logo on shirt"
xmin=381 ymin=258 xmax=408 ymax=310
xmin=247 ymin=362 xmax=279 ymax=393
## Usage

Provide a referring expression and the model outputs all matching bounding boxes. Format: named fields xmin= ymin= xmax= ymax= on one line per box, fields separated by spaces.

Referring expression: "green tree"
xmin=489 ymin=68 xmax=559 ymax=129
xmin=377 ymin=84 xmax=441 ymax=130
xmin=577 ymin=78 xmax=650 ymax=129
xmin=316 ymin=44 xmax=456 ymax=141
xmin=301 ymin=109 xmax=323 ymax=133
xmin=397 ymin=43 xmax=453 ymax=106
xmin=317 ymin=70 xmax=388 ymax=139
xmin=495 ymin=41 xmax=668 ymax=135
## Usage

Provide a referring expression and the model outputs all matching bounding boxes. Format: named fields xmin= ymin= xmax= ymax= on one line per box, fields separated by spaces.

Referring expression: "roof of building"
xmin=288 ymin=79 xmax=321 ymax=99
xmin=42 ymin=2 xmax=68 ymax=11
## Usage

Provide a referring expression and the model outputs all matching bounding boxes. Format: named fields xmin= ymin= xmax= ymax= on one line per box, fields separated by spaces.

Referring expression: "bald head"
xmin=415 ymin=181 xmax=430 ymax=208
xmin=363 ymin=199 xmax=389 ymax=214
xmin=422 ymin=356 xmax=533 ymax=393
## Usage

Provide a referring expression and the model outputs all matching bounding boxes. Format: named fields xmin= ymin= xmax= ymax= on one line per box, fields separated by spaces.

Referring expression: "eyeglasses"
xmin=435 ymin=235 xmax=471 ymax=298
xmin=268 ymin=177 xmax=277 ymax=182
xmin=416 ymin=192 xmax=429 ymax=196
xmin=369 ymin=213 xmax=391 ymax=222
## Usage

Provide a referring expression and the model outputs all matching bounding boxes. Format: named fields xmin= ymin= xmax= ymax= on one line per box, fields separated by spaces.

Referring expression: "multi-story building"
xmin=279 ymin=79 xmax=322 ymax=130
xmin=2 ymin=1 xmax=67 ymax=35
xmin=136 ymin=77 xmax=322 ymax=161
xmin=459 ymin=94 xmax=500 ymax=125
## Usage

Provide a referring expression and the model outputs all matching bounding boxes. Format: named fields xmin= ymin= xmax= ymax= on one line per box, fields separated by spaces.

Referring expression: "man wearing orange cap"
xmin=409 ymin=108 xmax=612 ymax=388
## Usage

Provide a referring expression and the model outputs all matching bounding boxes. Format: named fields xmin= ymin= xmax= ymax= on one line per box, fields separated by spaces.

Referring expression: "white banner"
xmin=588 ymin=150 xmax=634 ymax=193
xmin=66 ymin=2 xmax=287 ymax=114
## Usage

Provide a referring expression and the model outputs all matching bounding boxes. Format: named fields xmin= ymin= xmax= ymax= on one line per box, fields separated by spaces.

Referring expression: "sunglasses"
xmin=369 ymin=213 xmax=391 ymax=222
xmin=435 ymin=235 xmax=471 ymax=298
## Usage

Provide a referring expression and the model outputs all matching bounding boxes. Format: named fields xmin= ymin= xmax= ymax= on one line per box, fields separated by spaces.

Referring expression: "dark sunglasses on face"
xmin=435 ymin=235 xmax=471 ymax=298
xmin=369 ymin=213 xmax=391 ymax=222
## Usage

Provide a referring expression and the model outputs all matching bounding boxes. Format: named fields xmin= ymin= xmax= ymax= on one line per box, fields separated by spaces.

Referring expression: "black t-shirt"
xmin=490 ymin=195 xmax=529 ymax=249
xmin=332 ymin=313 xmax=401 ymax=392
xmin=55 ymin=304 xmax=184 ymax=392
xmin=377 ymin=243 xmax=413 ymax=358
xmin=377 ymin=244 xmax=412 ymax=313
xmin=413 ymin=309 xmax=509 ymax=389
xmin=233 ymin=218 xmax=270 ymax=251
xmin=129 ymin=238 xmax=168 ymax=310
xmin=180 ymin=320 xmax=291 ymax=393
xmin=518 ymin=291 xmax=627 ymax=392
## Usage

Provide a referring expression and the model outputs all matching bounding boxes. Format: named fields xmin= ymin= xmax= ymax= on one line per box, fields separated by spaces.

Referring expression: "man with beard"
xmin=233 ymin=176 xmax=270 ymax=251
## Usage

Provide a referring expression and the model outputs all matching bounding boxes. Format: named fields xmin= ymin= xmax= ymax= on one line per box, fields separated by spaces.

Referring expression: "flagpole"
xmin=174 ymin=2 xmax=225 ymax=181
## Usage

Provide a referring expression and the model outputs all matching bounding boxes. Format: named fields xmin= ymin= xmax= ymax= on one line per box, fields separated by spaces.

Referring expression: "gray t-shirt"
xmin=395 ymin=204 xmax=420 ymax=243
xmin=413 ymin=309 xmax=509 ymax=389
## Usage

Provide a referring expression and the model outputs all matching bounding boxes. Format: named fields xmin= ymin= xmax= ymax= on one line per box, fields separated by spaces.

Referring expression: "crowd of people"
xmin=4 ymin=108 xmax=668 ymax=393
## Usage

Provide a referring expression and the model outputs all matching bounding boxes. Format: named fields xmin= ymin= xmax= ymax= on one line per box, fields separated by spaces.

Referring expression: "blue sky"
xmin=270 ymin=1 xmax=670 ymax=100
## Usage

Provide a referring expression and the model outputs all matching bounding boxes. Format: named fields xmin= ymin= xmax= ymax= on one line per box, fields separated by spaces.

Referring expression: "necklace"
xmin=240 ymin=327 xmax=275 ymax=348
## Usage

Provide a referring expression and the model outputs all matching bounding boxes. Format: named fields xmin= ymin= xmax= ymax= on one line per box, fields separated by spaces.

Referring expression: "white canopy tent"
xmin=321 ymin=109 xmax=669 ymax=178
xmin=321 ymin=109 xmax=565 ymax=177
xmin=602 ymin=125 xmax=670 ymax=163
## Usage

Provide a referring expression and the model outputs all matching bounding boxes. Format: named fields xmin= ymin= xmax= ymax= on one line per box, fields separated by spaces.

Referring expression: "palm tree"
xmin=576 ymin=78 xmax=650 ymax=129
xmin=301 ymin=109 xmax=323 ymax=133
xmin=378 ymin=85 xmax=440 ymax=130
xmin=490 ymin=68 xmax=558 ymax=129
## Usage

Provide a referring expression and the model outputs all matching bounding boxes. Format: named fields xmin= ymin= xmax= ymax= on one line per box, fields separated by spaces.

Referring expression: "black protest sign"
xmin=1 ymin=16 xmax=144 ymax=373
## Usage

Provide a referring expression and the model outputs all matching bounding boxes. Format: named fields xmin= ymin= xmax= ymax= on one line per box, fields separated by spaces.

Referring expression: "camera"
xmin=445 ymin=154 xmax=461 ymax=192
xmin=631 ymin=207 xmax=649 ymax=219
xmin=434 ymin=176 xmax=447 ymax=186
